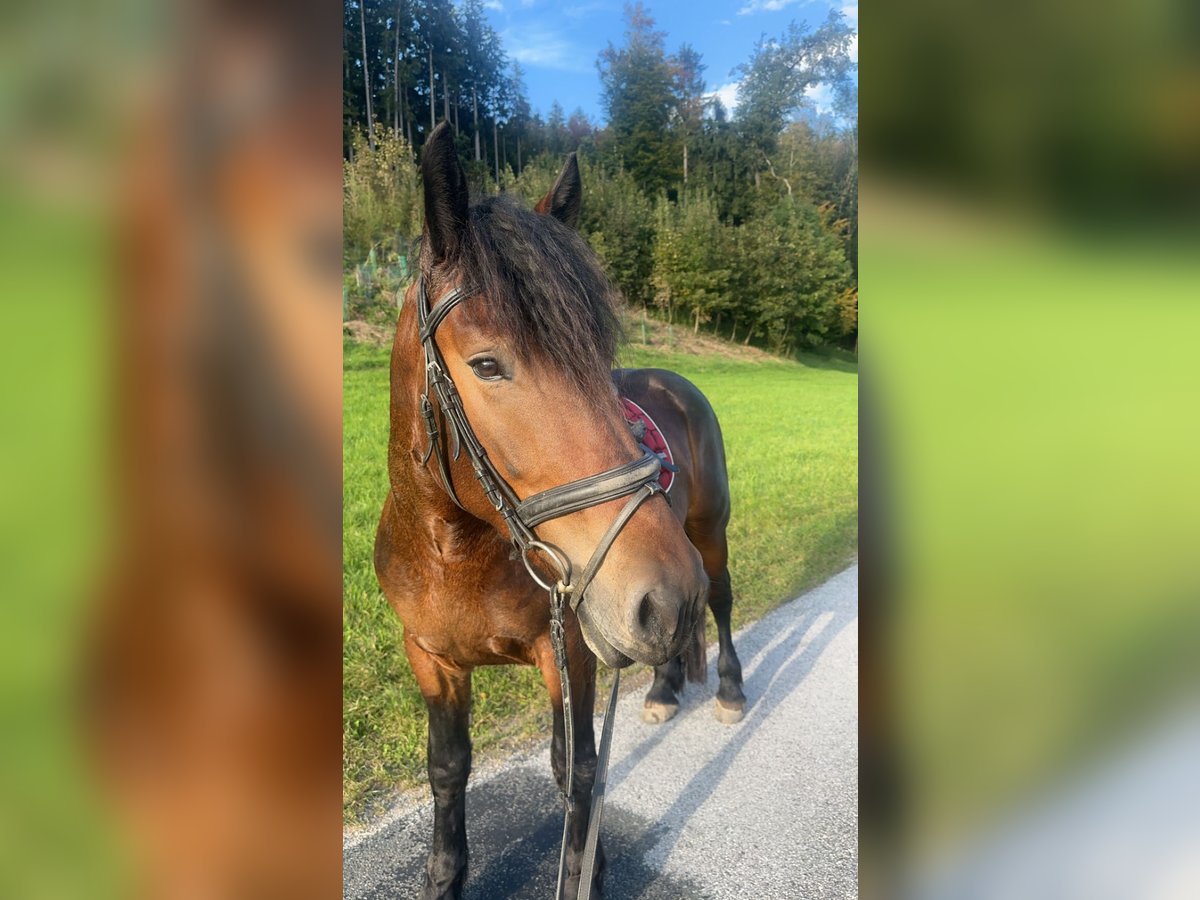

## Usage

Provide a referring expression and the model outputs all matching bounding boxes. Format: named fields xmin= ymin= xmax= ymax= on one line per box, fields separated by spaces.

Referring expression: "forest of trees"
xmin=344 ymin=0 xmax=858 ymax=353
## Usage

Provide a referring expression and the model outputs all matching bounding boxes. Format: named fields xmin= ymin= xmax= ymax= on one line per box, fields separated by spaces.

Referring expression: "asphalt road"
xmin=344 ymin=563 xmax=858 ymax=900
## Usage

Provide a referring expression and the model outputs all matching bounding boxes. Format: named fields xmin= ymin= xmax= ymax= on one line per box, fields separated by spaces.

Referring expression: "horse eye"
xmin=470 ymin=358 xmax=501 ymax=380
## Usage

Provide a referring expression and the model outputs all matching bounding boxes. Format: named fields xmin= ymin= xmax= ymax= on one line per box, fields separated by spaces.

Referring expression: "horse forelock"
xmin=419 ymin=194 xmax=624 ymax=396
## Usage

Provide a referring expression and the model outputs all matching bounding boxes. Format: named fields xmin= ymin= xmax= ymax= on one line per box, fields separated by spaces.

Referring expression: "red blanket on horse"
xmin=621 ymin=397 xmax=675 ymax=493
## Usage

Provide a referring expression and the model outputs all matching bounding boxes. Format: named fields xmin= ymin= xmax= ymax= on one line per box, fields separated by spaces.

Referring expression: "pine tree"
xmin=597 ymin=3 xmax=681 ymax=195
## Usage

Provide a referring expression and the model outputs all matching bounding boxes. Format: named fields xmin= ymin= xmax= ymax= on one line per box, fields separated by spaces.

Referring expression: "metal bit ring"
xmin=521 ymin=540 xmax=572 ymax=593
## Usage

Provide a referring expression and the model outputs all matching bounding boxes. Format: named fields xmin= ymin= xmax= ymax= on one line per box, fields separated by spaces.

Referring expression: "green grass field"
xmin=343 ymin=334 xmax=859 ymax=823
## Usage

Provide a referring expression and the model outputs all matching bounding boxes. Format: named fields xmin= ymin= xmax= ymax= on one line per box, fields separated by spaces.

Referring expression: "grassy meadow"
xmin=343 ymin=329 xmax=859 ymax=823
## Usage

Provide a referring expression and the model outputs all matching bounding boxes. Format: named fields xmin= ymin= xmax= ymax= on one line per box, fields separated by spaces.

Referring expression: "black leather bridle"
xmin=415 ymin=275 xmax=666 ymax=900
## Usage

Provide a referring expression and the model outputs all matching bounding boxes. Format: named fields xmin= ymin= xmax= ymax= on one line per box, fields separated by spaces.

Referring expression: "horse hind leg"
xmin=642 ymin=655 xmax=684 ymax=724
xmin=640 ymin=539 xmax=722 ymax=725
xmin=708 ymin=565 xmax=746 ymax=723
xmin=406 ymin=634 xmax=473 ymax=900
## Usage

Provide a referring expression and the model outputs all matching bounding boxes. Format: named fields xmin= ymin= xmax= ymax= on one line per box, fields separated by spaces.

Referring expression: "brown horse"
xmin=375 ymin=123 xmax=744 ymax=900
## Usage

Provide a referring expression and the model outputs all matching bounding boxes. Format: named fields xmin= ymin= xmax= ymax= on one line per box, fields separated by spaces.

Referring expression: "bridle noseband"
xmin=414 ymin=275 xmax=667 ymax=900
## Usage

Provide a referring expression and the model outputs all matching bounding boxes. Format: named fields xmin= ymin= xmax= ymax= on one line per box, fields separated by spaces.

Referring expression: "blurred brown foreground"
xmin=2 ymin=1 xmax=343 ymax=897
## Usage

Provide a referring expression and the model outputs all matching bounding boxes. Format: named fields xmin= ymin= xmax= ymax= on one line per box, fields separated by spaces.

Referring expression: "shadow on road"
xmin=347 ymin=573 xmax=855 ymax=899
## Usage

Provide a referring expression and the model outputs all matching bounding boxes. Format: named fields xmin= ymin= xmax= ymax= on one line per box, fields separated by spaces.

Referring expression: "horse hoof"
xmin=641 ymin=702 xmax=678 ymax=724
xmin=713 ymin=698 xmax=745 ymax=724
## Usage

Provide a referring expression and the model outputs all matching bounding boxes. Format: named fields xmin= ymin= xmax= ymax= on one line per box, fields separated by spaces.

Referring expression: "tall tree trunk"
xmin=398 ymin=73 xmax=405 ymax=140
xmin=442 ymin=72 xmax=450 ymax=124
xmin=472 ymin=89 xmax=480 ymax=161
xmin=453 ymin=96 xmax=459 ymax=133
xmin=730 ymin=319 xmax=737 ymax=343
xmin=694 ymin=305 xmax=701 ymax=333
xmin=683 ymin=142 xmax=688 ymax=183
xmin=427 ymin=49 xmax=434 ymax=128
xmin=517 ymin=133 xmax=521 ymax=173
xmin=359 ymin=0 xmax=374 ymax=150
xmin=386 ymin=82 xmax=393 ymax=136
xmin=493 ymin=119 xmax=499 ymax=184
xmin=392 ymin=0 xmax=401 ymax=137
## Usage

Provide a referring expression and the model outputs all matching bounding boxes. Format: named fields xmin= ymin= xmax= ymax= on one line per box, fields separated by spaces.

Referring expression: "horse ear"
xmin=535 ymin=152 xmax=582 ymax=229
xmin=421 ymin=121 xmax=469 ymax=262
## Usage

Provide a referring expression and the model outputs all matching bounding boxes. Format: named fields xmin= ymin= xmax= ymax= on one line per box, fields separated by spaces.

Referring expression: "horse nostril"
xmin=634 ymin=588 xmax=685 ymax=645
xmin=636 ymin=592 xmax=657 ymax=634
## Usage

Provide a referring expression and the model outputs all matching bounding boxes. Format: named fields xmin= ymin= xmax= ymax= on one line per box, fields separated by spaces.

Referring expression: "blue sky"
xmin=481 ymin=0 xmax=858 ymax=124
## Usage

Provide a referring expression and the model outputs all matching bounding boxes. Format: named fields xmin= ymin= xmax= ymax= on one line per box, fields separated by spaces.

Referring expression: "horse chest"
xmin=411 ymin=617 xmax=539 ymax=668
xmin=402 ymin=562 xmax=546 ymax=668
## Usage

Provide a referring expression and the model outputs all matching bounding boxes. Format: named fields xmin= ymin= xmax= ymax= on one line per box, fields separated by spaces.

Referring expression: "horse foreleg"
xmin=406 ymin=633 xmax=473 ymax=900
xmin=537 ymin=631 xmax=603 ymax=899
xmin=707 ymin=565 xmax=745 ymax=723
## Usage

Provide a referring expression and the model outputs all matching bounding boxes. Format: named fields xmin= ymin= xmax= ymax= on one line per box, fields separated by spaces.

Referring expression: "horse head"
xmin=410 ymin=122 xmax=708 ymax=668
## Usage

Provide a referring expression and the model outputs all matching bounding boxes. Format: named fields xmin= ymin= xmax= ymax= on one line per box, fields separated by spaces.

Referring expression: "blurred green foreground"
xmin=866 ymin=189 xmax=1200 ymax=874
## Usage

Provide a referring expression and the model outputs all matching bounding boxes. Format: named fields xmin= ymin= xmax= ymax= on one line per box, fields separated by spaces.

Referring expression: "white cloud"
xmin=501 ymin=26 xmax=591 ymax=73
xmin=739 ymin=0 xmax=859 ymax=20
xmin=705 ymin=81 xmax=741 ymax=113
xmin=483 ymin=0 xmax=504 ymax=9
xmin=737 ymin=0 xmax=792 ymax=14
xmin=803 ymin=82 xmax=834 ymax=114
xmin=563 ymin=1 xmax=608 ymax=17
xmin=848 ymin=33 xmax=858 ymax=63
xmin=718 ymin=18 xmax=732 ymax=26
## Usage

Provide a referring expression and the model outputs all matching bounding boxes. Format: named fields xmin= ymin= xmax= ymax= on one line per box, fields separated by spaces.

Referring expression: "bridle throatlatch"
xmin=415 ymin=276 xmax=666 ymax=900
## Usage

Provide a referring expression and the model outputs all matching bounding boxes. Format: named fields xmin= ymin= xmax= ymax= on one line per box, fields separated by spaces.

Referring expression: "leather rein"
xmin=415 ymin=276 xmax=665 ymax=900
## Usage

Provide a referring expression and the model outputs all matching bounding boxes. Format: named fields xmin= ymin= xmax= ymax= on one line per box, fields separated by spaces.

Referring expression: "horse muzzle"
xmin=575 ymin=581 xmax=704 ymax=668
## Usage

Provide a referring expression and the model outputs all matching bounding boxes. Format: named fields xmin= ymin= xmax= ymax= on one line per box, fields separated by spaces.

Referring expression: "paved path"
xmin=344 ymin=564 xmax=858 ymax=899
xmin=918 ymin=706 xmax=1200 ymax=900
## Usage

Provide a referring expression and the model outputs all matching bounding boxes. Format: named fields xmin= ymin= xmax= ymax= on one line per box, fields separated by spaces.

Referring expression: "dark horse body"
xmin=612 ymin=368 xmax=747 ymax=728
xmin=375 ymin=124 xmax=744 ymax=899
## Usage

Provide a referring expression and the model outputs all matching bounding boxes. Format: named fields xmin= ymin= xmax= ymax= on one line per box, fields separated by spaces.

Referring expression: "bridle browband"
xmin=415 ymin=275 xmax=666 ymax=900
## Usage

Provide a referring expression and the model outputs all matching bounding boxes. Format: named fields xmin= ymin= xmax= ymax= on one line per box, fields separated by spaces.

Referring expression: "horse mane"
xmin=420 ymin=193 xmax=624 ymax=394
